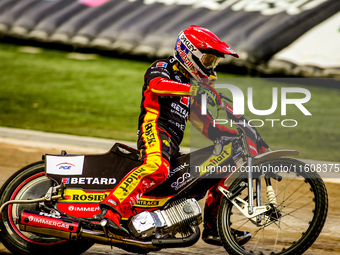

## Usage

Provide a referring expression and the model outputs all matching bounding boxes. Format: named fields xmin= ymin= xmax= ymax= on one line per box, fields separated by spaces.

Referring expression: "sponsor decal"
xmin=68 ymin=205 xmax=100 ymax=212
xmin=156 ymin=62 xmax=168 ymax=68
xmin=179 ymin=34 xmax=197 ymax=53
xmin=171 ymin=102 xmax=189 ymax=118
xmin=169 ymin=57 xmax=176 ymax=63
xmin=168 ymin=162 xmax=189 ymax=179
xmin=118 ymin=168 xmax=147 ymax=193
xmin=46 ymin=155 xmax=84 ymax=175
xmin=180 ymin=96 xmax=190 ymax=107
xmin=198 ymin=143 xmax=232 ymax=175
xmin=144 ymin=123 xmax=156 ymax=146
xmin=136 ymin=200 xmax=159 ymax=206
xmin=68 ymin=177 xmax=116 ymax=185
xmin=162 ymin=139 xmax=170 ymax=147
xmin=171 ymin=172 xmax=192 ymax=191
xmin=129 ymin=193 xmax=142 ymax=206
xmin=71 ymin=193 xmax=107 ymax=202
xmin=134 ymin=196 xmax=173 ymax=208
xmin=142 ymin=180 xmax=155 ymax=189
xmin=176 ymin=39 xmax=195 ymax=69
xmin=168 ymin=119 xmax=186 ymax=132
xmin=62 ymin=178 xmax=70 ymax=184
xmin=57 ymin=162 xmax=75 ymax=170
xmin=26 ymin=215 xmax=70 ymax=230
xmin=61 ymin=189 xmax=110 ymax=203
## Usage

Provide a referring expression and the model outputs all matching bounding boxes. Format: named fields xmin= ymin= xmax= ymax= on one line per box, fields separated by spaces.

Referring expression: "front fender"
xmin=252 ymin=150 xmax=299 ymax=165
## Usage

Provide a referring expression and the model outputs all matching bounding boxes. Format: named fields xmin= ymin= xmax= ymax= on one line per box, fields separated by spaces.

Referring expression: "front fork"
xmin=248 ymin=157 xmax=267 ymax=223
xmin=247 ymin=157 xmax=255 ymax=215
xmin=247 ymin=158 xmax=269 ymax=215
xmin=219 ymin=157 xmax=278 ymax=223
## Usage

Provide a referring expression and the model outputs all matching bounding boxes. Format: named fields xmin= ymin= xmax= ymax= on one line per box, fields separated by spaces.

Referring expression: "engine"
xmin=128 ymin=198 xmax=202 ymax=239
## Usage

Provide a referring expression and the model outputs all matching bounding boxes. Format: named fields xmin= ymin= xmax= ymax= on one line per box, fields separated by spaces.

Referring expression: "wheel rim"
xmin=6 ymin=172 xmax=66 ymax=245
xmin=221 ymin=171 xmax=319 ymax=254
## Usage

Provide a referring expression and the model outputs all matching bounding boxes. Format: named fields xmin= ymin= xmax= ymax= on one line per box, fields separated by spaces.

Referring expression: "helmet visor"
xmin=200 ymin=54 xmax=220 ymax=69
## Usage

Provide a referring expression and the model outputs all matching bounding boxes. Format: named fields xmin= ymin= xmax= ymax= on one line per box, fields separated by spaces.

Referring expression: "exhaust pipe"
xmin=19 ymin=209 xmax=159 ymax=250
xmin=19 ymin=210 xmax=200 ymax=250
xmin=19 ymin=210 xmax=81 ymax=240
xmin=152 ymin=226 xmax=200 ymax=248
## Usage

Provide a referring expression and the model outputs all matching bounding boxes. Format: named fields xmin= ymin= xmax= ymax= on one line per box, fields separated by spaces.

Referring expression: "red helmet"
xmin=174 ymin=25 xmax=239 ymax=83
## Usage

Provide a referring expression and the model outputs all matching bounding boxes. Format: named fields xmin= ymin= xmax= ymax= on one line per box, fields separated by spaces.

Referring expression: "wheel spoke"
xmin=277 ymin=189 xmax=313 ymax=213
xmin=273 ymin=217 xmax=281 ymax=252
xmin=252 ymin=224 xmax=265 ymax=251
xmin=276 ymin=180 xmax=306 ymax=207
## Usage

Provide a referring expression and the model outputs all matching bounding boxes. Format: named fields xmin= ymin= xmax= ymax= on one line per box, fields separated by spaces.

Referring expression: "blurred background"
xmin=0 ymin=0 xmax=339 ymax=161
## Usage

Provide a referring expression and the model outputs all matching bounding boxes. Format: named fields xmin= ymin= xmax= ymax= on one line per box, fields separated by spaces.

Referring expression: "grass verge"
xmin=0 ymin=42 xmax=339 ymax=161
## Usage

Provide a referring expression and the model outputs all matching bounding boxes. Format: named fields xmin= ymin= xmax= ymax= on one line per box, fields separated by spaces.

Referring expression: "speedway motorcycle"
xmin=0 ymin=92 xmax=328 ymax=255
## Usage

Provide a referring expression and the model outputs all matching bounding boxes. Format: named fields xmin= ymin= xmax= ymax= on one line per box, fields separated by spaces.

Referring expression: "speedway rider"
xmin=94 ymin=25 xmax=252 ymax=245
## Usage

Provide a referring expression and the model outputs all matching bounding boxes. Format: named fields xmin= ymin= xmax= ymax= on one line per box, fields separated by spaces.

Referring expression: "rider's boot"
xmin=202 ymin=220 xmax=221 ymax=246
xmin=203 ymin=181 xmax=251 ymax=246
xmin=202 ymin=220 xmax=251 ymax=246
xmin=92 ymin=196 xmax=129 ymax=237
xmin=231 ymin=228 xmax=252 ymax=246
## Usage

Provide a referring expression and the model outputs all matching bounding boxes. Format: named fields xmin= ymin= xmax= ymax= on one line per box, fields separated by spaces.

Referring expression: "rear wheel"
xmin=218 ymin=158 xmax=328 ymax=255
xmin=0 ymin=161 xmax=94 ymax=255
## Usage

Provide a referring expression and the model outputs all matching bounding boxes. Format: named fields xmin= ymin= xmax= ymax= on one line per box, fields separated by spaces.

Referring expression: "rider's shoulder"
xmin=150 ymin=57 xmax=178 ymax=68
xmin=150 ymin=59 xmax=170 ymax=69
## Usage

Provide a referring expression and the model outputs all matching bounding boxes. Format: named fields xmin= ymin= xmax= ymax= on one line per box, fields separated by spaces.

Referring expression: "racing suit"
xmin=99 ymin=56 xmax=238 ymax=226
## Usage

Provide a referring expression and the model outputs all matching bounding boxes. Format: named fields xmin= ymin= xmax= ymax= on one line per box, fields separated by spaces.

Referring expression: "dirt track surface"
xmin=0 ymin=141 xmax=339 ymax=255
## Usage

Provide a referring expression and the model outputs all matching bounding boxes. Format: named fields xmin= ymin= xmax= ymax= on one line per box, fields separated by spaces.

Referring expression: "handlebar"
xmin=208 ymin=90 xmax=271 ymax=154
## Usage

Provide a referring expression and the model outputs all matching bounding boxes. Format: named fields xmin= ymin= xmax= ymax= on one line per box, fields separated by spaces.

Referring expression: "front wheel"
xmin=218 ymin=158 xmax=328 ymax=255
xmin=0 ymin=161 xmax=94 ymax=255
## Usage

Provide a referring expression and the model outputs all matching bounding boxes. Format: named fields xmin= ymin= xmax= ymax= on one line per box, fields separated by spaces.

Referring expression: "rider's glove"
xmin=190 ymin=84 xmax=200 ymax=97
xmin=256 ymin=137 xmax=269 ymax=154
xmin=207 ymin=92 xmax=217 ymax=107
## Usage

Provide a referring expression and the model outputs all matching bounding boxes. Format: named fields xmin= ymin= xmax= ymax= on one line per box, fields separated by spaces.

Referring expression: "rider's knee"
xmin=144 ymin=156 xmax=170 ymax=181
xmin=159 ymin=158 xmax=170 ymax=180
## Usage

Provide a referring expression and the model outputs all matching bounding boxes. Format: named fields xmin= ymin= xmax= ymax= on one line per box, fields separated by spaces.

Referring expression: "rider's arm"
xmin=190 ymin=101 xmax=238 ymax=141
xmin=144 ymin=60 xmax=191 ymax=96
xmin=149 ymin=77 xmax=191 ymax=96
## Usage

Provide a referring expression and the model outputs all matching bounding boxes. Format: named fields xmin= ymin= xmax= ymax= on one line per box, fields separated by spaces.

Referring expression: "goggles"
xmin=200 ymin=54 xmax=220 ymax=69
